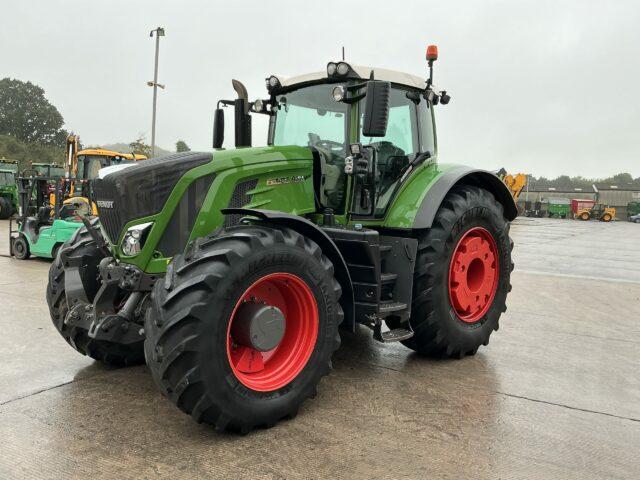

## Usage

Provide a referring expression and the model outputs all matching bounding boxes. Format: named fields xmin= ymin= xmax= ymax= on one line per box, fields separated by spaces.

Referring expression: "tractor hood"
xmin=92 ymin=146 xmax=315 ymax=245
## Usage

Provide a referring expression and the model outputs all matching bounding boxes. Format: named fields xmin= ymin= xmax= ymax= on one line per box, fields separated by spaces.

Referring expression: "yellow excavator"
xmin=60 ymin=135 xmax=146 ymax=214
xmin=497 ymin=169 xmax=527 ymax=214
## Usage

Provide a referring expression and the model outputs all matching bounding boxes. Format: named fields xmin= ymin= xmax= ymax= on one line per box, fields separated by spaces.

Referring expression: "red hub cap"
xmin=226 ymin=273 xmax=318 ymax=392
xmin=448 ymin=227 xmax=499 ymax=323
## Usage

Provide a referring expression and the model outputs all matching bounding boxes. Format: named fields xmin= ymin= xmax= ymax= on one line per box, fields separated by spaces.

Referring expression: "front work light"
xmin=121 ymin=222 xmax=153 ymax=256
xmin=327 ymin=62 xmax=337 ymax=75
xmin=331 ymin=85 xmax=345 ymax=102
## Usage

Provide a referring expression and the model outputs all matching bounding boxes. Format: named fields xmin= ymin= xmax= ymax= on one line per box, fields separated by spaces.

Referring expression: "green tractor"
xmin=0 ymin=168 xmax=18 ymax=219
xmin=47 ymin=47 xmax=516 ymax=432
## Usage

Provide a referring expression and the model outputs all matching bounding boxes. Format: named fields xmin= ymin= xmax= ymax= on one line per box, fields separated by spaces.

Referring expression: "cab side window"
xmin=417 ymin=98 xmax=435 ymax=155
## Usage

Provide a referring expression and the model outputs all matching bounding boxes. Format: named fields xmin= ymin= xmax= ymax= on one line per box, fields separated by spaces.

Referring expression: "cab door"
xmin=354 ymin=87 xmax=435 ymax=219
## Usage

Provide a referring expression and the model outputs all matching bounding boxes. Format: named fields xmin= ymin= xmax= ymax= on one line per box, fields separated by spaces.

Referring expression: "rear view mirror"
xmin=212 ymin=108 xmax=224 ymax=148
xmin=362 ymin=80 xmax=390 ymax=137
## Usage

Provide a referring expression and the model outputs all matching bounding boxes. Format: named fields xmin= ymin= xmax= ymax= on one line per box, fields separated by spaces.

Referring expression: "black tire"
xmin=0 ymin=197 xmax=12 ymax=219
xmin=402 ymin=186 xmax=513 ymax=358
xmin=12 ymin=234 xmax=30 ymax=260
xmin=46 ymin=223 xmax=145 ymax=366
xmin=144 ymin=224 xmax=343 ymax=433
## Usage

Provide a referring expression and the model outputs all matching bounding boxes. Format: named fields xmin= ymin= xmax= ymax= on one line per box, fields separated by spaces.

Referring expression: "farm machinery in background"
xmin=0 ymin=159 xmax=19 ymax=219
xmin=574 ymin=185 xmax=616 ymax=221
xmin=497 ymin=169 xmax=526 ymax=215
xmin=9 ymin=135 xmax=147 ymax=260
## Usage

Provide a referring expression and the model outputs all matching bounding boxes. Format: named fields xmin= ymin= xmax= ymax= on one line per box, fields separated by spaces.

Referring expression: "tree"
xmin=0 ymin=78 xmax=68 ymax=147
xmin=176 ymin=140 xmax=190 ymax=152
xmin=129 ymin=135 xmax=153 ymax=158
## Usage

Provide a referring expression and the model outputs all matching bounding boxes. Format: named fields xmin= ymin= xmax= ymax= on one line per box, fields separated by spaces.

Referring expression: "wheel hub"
xmin=226 ymin=272 xmax=318 ymax=392
xmin=448 ymin=227 xmax=499 ymax=323
xmin=231 ymin=303 xmax=285 ymax=352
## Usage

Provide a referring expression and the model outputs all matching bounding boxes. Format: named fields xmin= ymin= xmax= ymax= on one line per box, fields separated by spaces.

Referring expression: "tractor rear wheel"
xmin=403 ymin=186 xmax=513 ymax=358
xmin=144 ymin=225 xmax=343 ymax=432
xmin=601 ymin=213 xmax=612 ymax=222
xmin=579 ymin=212 xmax=590 ymax=221
xmin=0 ymin=197 xmax=12 ymax=219
xmin=46 ymin=223 xmax=145 ymax=366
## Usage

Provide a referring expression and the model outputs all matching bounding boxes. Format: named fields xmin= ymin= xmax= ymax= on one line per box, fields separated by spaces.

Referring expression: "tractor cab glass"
xmin=272 ymin=83 xmax=349 ymax=212
xmin=0 ymin=171 xmax=14 ymax=186
xmin=360 ymin=88 xmax=435 ymax=216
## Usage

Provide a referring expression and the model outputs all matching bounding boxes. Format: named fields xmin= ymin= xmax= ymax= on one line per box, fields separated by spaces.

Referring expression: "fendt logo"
xmin=96 ymin=200 xmax=114 ymax=209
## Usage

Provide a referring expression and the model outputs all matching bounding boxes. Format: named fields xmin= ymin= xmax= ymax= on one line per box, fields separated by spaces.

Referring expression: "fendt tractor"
xmin=47 ymin=46 xmax=516 ymax=432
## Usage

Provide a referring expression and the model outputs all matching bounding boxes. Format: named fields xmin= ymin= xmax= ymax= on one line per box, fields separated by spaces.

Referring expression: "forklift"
xmin=9 ymin=174 xmax=89 ymax=260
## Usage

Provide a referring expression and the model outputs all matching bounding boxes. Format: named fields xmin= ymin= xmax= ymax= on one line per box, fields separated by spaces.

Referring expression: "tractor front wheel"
xmin=404 ymin=186 xmax=513 ymax=358
xmin=145 ymin=225 xmax=343 ymax=432
xmin=579 ymin=212 xmax=590 ymax=221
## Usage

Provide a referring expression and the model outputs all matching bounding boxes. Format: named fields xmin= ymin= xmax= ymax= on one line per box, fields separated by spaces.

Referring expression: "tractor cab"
xmin=213 ymin=49 xmax=449 ymax=225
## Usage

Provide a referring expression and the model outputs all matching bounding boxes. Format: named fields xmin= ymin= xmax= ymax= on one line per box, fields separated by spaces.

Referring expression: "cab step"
xmin=375 ymin=327 xmax=414 ymax=343
xmin=379 ymin=301 xmax=407 ymax=314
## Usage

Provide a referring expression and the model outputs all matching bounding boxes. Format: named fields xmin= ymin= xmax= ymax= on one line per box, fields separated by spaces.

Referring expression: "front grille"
xmin=156 ymin=174 xmax=215 ymax=257
xmin=224 ymin=179 xmax=258 ymax=227
xmin=93 ymin=151 xmax=213 ymax=242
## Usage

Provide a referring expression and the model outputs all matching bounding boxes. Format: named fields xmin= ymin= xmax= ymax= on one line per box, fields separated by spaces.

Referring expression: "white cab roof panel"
xmin=275 ymin=65 xmax=427 ymax=91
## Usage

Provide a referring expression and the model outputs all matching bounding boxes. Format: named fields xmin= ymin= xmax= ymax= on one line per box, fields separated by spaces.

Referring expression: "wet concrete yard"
xmin=0 ymin=217 xmax=638 ymax=479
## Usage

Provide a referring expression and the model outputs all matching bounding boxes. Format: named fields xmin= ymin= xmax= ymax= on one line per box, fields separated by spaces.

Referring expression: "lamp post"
xmin=148 ymin=27 xmax=165 ymax=157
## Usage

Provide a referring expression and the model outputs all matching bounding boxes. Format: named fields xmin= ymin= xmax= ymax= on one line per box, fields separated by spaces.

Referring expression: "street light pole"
xmin=149 ymin=27 xmax=165 ymax=157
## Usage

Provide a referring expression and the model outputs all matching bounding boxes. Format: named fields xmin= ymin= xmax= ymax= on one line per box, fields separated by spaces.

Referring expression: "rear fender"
xmin=221 ymin=208 xmax=355 ymax=331
xmin=412 ymin=167 xmax=517 ymax=229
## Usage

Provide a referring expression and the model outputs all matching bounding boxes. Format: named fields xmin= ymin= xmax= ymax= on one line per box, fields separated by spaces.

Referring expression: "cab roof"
xmin=273 ymin=65 xmax=427 ymax=91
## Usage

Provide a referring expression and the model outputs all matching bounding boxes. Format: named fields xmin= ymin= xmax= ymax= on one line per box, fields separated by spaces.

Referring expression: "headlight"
xmin=121 ymin=222 xmax=153 ymax=256
xmin=331 ymin=85 xmax=345 ymax=102
xmin=253 ymin=99 xmax=264 ymax=112
xmin=327 ymin=62 xmax=337 ymax=75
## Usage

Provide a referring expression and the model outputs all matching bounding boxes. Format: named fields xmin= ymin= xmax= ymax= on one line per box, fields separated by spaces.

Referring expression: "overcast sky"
xmin=3 ymin=0 xmax=639 ymax=178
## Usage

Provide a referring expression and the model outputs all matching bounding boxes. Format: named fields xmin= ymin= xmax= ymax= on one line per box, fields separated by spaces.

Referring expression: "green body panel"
xmin=547 ymin=201 xmax=570 ymax=216
xmin=354 ymin=161 xmax=461 ymax=229
xmin=28 ymin=219 xmax=83 ymax=258
xmin=0 ymin=168 xmax=18 ymax=212
xmin=113 ymin=146 xmax=316 ymax=272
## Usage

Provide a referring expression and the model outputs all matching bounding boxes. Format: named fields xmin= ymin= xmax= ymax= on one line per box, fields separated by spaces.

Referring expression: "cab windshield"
xmin=272 ymin=83 xmax=348 ymax=151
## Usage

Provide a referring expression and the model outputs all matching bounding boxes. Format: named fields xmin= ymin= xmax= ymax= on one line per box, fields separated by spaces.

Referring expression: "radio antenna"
xmin=342 ymin=46 xmax=345 ymax=61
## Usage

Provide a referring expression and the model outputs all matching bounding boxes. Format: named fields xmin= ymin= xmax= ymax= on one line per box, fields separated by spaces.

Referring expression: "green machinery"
xmin=627 ymin=201 xmax=640 ymax=219
xmin=10 ymin=175 xmax=87 ymax=260
xmin=47 ymin=46 xmax=517 ymax=432
xmin=0 ymin=159 xmax=19 ymax=219
xmin=547 ymin=198 xmax=570 ymax=218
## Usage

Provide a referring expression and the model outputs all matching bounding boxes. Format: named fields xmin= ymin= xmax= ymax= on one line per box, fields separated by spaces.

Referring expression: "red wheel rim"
xmin=226 ymin=273 xmax=318 ymax=392
xmin=448 ymin=227 xmax=499 ymax=323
